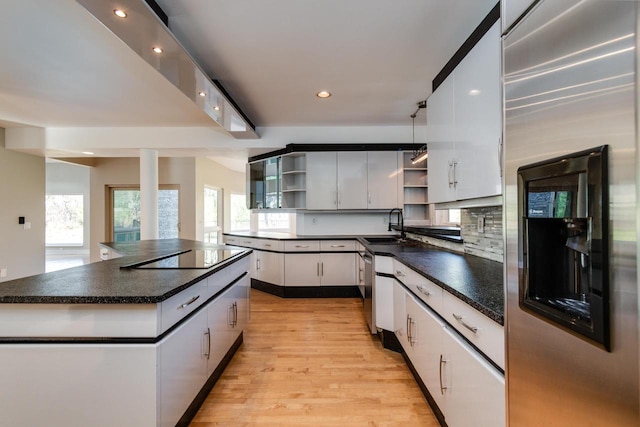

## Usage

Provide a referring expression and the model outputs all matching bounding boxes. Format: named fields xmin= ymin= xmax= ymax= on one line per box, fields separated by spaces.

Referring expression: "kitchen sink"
xmin=362 ymin=237 xmax=406 ymax=245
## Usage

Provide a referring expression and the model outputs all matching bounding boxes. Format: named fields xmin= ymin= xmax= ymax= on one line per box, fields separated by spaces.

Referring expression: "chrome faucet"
xmin=388 ymin=208 xmax=406 ymax=240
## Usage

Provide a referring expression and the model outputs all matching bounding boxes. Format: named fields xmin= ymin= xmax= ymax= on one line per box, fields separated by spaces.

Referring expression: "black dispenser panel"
xmin=518 ymin=146 xmax=609 ymax=350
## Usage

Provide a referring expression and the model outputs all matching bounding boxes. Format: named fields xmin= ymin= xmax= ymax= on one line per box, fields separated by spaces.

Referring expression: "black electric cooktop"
xmin=122 ymin=249 xmax=244 ymax=270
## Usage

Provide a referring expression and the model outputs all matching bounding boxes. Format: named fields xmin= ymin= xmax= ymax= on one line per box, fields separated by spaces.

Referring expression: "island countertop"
xmin=0 ymin=239 xmax=251 ymax=304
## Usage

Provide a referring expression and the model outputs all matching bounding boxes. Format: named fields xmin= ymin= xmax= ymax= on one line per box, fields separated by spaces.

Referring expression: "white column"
xmin=140 ymin=149 xmax=159 ymax=240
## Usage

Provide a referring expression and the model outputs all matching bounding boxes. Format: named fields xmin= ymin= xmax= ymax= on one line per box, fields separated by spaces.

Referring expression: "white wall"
xmin=89 ymin=157 xmax=196 ymax=262
xmin=195 ymin=157 xmax=245 ymax=238
xmin=46 ymin=161 xmax=91 ymax=252
xmin=0 ymin=128 xmax=46 ymax=281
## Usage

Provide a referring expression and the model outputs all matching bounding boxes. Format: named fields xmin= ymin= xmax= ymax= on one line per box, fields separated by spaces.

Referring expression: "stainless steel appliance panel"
xmin=503 ymin=0 xmax=638 ymax=425
xmin=363 ymin=251 xmax=375 ymax=334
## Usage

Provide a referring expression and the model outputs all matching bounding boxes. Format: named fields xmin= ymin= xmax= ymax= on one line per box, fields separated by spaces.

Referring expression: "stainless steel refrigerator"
xmin=503 ymin=1 xmax=639 ymax=426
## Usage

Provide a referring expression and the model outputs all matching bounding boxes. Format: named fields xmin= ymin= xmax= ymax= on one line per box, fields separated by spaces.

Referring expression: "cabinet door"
xmin=206 ymin=289 xmax=234 ymax=377
xmin=159 ymin=308 xmax=208 ymax=427
xmin=406 ymin=294 xmax=447 ymax=413
xmin=337 ymin=151 xmax=368 ymax=209
xmin=442 ymin=325 xmax=505 ymax=427
xmin=284 ymin=253 xmax=321 ymax=286
xmin=454 ymin=22 xmax=502 ymax=201
xmin=256 ymin=250 xmax=284 ymax=286
xmin=426 ymin=76 xmax=456 ymax=204
xmin=367 ymin=151 xmax=399 ymax=209
xmin=320 ymin=252 xmax=356 ymax=286
xmin=306 ymin=152 xmax=337 ymax=209
xmin=393 ymin=281 xmax=409 ymax=352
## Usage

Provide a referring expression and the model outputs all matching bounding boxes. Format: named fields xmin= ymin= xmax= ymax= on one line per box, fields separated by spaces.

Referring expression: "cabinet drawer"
xmin=160 ymin=280 xmax=209 ymax=333
xmin=256 ymin=239 xmax=283 ymax=251
xmin=442 ymin=290 xmax=504 ymax=369
xmin=284 ymin=240 xmax=320 ymax=252
xmin=393 ymin=259 xmax=443 ymax=314
xmin=224 ymin=235 xmax=239 ymax=246
xmin=320 ymin=240 xmax=356 ymax=252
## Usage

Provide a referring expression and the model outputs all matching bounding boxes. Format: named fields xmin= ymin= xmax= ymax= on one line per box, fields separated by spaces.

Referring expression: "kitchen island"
xmin=0 ymin=239 xmax=251 ymax=427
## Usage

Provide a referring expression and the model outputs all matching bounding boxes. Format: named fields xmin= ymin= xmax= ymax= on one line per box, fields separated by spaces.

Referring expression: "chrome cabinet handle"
xmin=179 ymin=295 xmax=200 ymax=309
xmin=243 ymin=240 xmax=253 ymax=244
xmin=203 ymin=328 xmax=211 ymax=359
xmin=256 ymin=258 xmax=260 ymax=270
xmin=453 ymin=161 xmax=458 ymax=187
xmin=317 ymin=262 xmax=320 ymax=276
xmin=330 ymin=244 xmax=345 ymax=248
xmin=264 ymin=244 xmax=272 ymax=247
xmin=234 ymin=302 xmax=238 ymax=326
xmin=452 ymin=313 xmax=478 ymax=334
xmin=395 ymin=270 xmax=406 ymax=277
xmin=416 ymin=285 xmax=431 ymax=297
xmin=406 ymin=314 xmax=411 ymax=343
xmin=498 ymin=137 xmax=503 ymax=178
xmin=439 ymin=355 xmax=448 ymax=395
xmin=228 ymin=304 xmax=235 ymax=327
xmin=295 ymin=244 xmax=310 ymax=248
xmin=320 ymin=262 xmax=324 ymax=276
xmin=448 ymin=161 xmax=454 ymax=188
xmin=368 ymin=192 xmax=371 ymax=205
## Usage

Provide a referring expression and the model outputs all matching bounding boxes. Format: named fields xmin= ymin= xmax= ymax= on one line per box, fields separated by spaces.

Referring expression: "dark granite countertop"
xmin=223 ymin=231 xmax=365 ymax=240
xmin=0 ymin=239 xmax=251 ymax=304
xmin=361 ymin=238 xmax=504 ymax=325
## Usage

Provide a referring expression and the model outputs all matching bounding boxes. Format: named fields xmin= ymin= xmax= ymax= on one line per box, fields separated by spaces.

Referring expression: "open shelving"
xmin=402 ymin=152 xmax=431 ymax=225
xmin=280 ymin=153 xmax=306 ymax=208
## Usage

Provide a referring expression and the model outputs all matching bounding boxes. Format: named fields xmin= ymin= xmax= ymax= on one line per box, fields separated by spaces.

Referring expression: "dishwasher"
xmin=363 ymin=250 xmax=376 ymax=334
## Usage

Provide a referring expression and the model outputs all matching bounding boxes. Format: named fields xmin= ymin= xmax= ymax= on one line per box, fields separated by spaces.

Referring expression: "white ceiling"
xmin=155 ymin=0 xmax=498 ymax=126
xmin=0 ymin=0 xmax=497 ymax=162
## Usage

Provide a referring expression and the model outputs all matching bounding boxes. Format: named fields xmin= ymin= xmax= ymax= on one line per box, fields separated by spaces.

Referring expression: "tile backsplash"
xmin=460 ymin=206 xmax=503 ymax=262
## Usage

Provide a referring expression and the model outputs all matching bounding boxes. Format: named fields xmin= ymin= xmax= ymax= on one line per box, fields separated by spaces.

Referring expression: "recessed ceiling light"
xmin=152 ymin=46 xmax=163 ymax=54
xmin=469 ymin=89 xmax=481 ymax=96
xmin=316 ymin=90 xmax=331 ymax=98
xmin=113 ymin=9 xmax=127 ymax=18
xmin=198 ymin=91 xmax=206 ymax=97
xmin=82 ymin=151 xmax=95 ymax=156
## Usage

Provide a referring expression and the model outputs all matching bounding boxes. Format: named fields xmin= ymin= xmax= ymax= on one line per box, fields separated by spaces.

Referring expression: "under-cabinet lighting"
xmin=152 ymin=46 xmax=163 ymax=54
xmin=411 ymin=151 xmax=428 ymax=164
xmin=82 ymin=151 xmax=95 ymax=155
xmin=113 ymin=9 xmax=127 ymax=18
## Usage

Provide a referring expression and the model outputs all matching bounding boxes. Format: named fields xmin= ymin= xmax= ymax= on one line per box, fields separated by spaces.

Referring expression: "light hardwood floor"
xmin=190 ymin=289 xmax=439 ymax=426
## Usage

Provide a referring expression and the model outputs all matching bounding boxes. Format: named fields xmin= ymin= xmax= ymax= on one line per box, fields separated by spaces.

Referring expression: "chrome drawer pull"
xmin=330 ymin=244 xmax=345 ymax=248
xmin=416 ymin=285 xmax=431 ymax=297
xmin=264 ymin=244 xmax=272 ymax=247
xmin=452 ymin=313 xmax=478 ymax=334
xmin=295 ymin=245 xmax=310 ymax=248
xmin=439 ymin=355 xmax=448 ymax=395
xmin=395 ymin=270 xmax=406 ymax=277
xmin=179 ymin=295 xmax=200 ymax=309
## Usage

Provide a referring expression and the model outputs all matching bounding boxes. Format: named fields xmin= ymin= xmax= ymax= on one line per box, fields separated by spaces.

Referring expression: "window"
xmin=257 ymin=212 xmax=291 ymax=231
xmin=448 ymin=209 xmax=461 ymax=224
xmin=230 ymin=193 xmax=250 ymax=231
xmin=46 ymin=194 xmax=84 ymax=246
xmin=108 ymin=186 xmax=179 ymax=241
xmin=203 ymin=186 xmax=221 ymax=243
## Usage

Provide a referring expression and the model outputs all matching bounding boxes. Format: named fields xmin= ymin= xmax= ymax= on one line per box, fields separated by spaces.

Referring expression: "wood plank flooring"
xmin=190 ymin=289 xmax=439 ymax=426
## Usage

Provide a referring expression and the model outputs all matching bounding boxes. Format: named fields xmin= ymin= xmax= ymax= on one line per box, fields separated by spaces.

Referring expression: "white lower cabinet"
xmin=395 ymin=281 xmax=505 ymax=427
xmin=284 ymin=251 xmax=356 ymax=286
xmin=159 ymin=308 xmax=208 ymax=427
xmin=254 ymin=250 xmax=284 ymax=285
xmin=160 ymin=273 xmax=250 ymax=427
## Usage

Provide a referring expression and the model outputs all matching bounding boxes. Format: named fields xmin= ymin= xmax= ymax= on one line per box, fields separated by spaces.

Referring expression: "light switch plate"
xmin=0 ymin=268 xmax=7 ymax=278
xmin=24 ymin=222 xmax=31 ymax=230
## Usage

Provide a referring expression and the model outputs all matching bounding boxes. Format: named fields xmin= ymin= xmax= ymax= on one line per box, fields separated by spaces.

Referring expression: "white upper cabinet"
xmin=306 ymin=151 xmax=400 ymax=210
xmin=454 ymin=21 xmax=502 ymax=201
xmin=306 ymin=152 xmax=338 ymax=210
xmin=367 ymin=151 xmax=399 ymax=209
xmin=426 ymin=76 xmax=456 ymax=204
xmin=337 ymin=151 xmax=368 ymax=209
xmin=427 ymin=21 xmax=502 ymax=204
